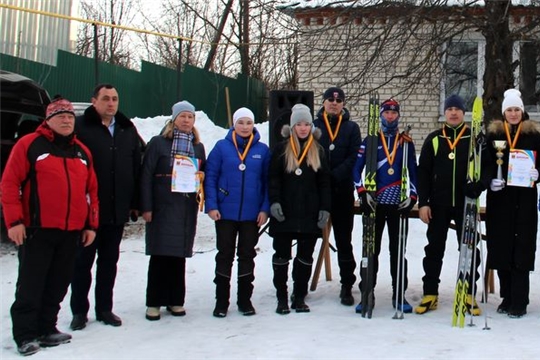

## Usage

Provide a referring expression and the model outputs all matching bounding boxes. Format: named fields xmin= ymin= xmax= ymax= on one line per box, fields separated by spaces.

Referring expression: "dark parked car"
xmin=1 ymin=71 xmax=51 ymax=240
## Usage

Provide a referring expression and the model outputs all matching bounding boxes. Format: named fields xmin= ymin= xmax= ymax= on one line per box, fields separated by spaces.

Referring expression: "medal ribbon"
xmin=232 ymin=131 xmax=254 ymax=163
xmin=379 ymin=131 xmax=400 ymax=167
xmin=322 ymin=112 xmax=343 ymax=144
xmin=290 ymin=134 xmax=314 ymax=168
xmin=196 ymin=171 xmax=205 ymax=212
xmin=442 ymin=124 xmax=467 ymax=152
xmin=504 ymin=121 xmax=522 ymax=149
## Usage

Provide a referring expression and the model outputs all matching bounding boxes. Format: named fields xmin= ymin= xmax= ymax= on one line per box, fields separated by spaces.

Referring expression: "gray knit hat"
xmin=290 ymin=103 xmax=313 ymax=127
xmin=172 ymin=100 xmax=195 ymax=120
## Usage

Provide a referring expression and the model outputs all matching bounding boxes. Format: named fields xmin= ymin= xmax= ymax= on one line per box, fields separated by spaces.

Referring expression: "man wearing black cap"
xmin=415 ymin=94 xmax=490 ymax=315
xmin=313 ymin=87 xmax=362 ymax=306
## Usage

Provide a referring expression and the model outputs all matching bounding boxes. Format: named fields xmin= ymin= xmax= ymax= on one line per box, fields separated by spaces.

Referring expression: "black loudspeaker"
xmin=269 ymin=90 xmax=314 ymax=149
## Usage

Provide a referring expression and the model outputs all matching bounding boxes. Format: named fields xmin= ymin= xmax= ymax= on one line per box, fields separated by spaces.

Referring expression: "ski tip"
xmin=472 ymin=96 xmax=483 ymax=121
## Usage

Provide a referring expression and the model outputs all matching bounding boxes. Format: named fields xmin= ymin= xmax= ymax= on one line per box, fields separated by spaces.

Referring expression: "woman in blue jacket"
xmin=204 ymin=107 xmax=270 ymax=318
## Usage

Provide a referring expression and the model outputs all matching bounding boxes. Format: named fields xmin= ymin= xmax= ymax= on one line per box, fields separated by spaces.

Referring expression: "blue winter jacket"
xmin=204 ymin=128 xmax=270 ymax=221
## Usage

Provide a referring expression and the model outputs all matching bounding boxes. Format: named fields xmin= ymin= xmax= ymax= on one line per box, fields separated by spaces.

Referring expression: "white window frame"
xmin=440 ymin=35 xmax=539 ymax=122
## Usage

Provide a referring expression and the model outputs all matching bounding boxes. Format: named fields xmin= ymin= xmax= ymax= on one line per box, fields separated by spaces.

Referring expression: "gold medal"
xmin=448 ymin=152 xmax=455 ymax=160
xmin=380 ymin=131 xmax=400 ymax=171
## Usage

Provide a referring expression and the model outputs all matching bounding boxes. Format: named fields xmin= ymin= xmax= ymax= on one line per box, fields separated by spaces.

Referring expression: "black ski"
xmin=361 ymin=92 xmax=379 ymax=318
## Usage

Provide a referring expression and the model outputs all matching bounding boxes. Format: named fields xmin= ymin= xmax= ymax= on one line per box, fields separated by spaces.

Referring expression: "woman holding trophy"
xmin=486 ymin=89 xmax=540 ymax=318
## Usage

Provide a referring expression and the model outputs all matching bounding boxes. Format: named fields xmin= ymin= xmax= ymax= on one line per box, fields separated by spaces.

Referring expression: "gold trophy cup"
xmin=493 ymin=140 xmax=507 ymax=180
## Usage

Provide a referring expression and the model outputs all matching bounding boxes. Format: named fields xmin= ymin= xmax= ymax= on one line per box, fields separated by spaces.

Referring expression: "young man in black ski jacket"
xmin=415 ymin=94 xmax=490 ymax=315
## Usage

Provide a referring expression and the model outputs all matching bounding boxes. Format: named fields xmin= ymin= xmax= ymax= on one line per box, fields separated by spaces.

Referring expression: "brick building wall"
xmin=293 ymin=14 xmax=444 ymax=149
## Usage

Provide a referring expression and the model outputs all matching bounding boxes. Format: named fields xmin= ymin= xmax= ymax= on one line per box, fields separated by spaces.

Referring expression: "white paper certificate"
xmin=507 ymin=149 xmax=536 ymax=188
xmin=171 ymin=155 xmax=200 ymax=193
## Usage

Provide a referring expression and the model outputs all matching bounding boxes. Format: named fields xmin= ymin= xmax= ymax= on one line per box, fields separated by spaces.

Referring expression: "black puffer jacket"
xmin=268 ymin=127 xmax=331 ymax=236
xmin=75 ymin=106 xmax=142 ymax=225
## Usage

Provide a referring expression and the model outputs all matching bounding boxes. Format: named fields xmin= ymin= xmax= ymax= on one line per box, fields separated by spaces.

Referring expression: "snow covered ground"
xmin=1 ymin=111 xmax=539 ymax=359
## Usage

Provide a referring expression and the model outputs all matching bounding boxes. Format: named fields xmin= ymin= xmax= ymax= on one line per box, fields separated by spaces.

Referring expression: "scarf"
xmin=170 ymin=127 xmax=195 ymax=165
xmin=380 ymin=115 xmax=399 ymax=136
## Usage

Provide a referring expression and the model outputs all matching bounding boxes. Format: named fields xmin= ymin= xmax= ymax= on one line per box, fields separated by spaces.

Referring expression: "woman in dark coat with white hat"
xmin=485 ymin=89 xmax=540 ymax=318
xmin=140 ymin=100 xmax=206 ymax=320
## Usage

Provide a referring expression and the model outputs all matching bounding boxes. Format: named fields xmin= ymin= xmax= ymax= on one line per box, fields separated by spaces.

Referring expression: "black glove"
xmin=465 ymin=181 xmax=485 ymax=199
xmin=317 ymin=210 xmax=330 ymax=229
xmin=398 ymin=197 xmax=416 ymax=214
xmin=358 ymin=192 xmax=376 ymax=215
xmin=270 ymin=203 xmax=285 ymax=222
xmin=130 ymin=210 xmax=139 ymax=222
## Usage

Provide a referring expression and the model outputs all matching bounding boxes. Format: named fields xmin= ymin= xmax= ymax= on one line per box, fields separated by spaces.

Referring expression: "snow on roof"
xmin=278 ymin=0 xmax=538 ymax=10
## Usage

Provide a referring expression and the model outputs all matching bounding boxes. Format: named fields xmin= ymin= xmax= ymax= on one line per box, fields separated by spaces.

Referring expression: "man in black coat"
xmin=70 ymin=84 xmax=142 ymax=330
xmin=312 ymin=87 xmax=362 ymax=306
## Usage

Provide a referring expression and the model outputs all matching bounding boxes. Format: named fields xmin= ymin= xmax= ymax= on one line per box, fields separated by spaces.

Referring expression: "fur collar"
xmin=81 ymin=105 xmax=134 ymax=129
xmin=280 ymin=125 xmax=322 ymax=140
xmin=487 ymin=119 xmax=540 ymax=136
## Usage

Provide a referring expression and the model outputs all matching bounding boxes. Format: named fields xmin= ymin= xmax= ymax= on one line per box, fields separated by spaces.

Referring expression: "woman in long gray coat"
xmin=140 ymin=101 xmax=206 ymax=321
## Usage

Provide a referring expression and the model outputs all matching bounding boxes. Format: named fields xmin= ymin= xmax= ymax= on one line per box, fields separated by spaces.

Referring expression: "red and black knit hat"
xmin=380 ymin=98 xmax=400 ymax=115
xmin=46 ymin=97 xmax=75 ymax=120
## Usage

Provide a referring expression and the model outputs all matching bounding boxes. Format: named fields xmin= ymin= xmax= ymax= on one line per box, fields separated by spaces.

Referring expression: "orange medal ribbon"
xmin=322 ymin=112 xmax=343 ymax=144
xmin=196 ymin=172 xmax=205 ymax=212
xmin=504 ymin=121 xmax=522 ymax=149
xmin=379 ymin=131 xmax=400 ymax=168
xmin=232 ymin=131 xmax=254 ymax=163
xmin=289 ymin=134 xmax=314 ymax=168
xmin=442 ymin=124 xmax=467 ymax=154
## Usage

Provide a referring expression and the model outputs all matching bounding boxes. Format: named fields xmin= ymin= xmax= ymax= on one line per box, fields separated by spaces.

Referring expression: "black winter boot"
xmin=213 ymin=274 xmax=230 ymax=318
xmin=273 ymin=256 xmax=290 ymax=314
xmin=340 ymin=285 xmax=354 ymax=306
xmin=291 ymin=257 xmax=312 ymax=313
xmin=237 ymin=273 xmax=256 ymax=316
xmin=290 ymin=294 xmax=310 ymax=313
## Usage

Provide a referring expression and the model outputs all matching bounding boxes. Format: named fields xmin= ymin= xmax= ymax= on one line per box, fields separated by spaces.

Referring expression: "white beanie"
xmin=232 ymin=107 xmax=255 ymax=126
xmin=501 ymin=89 xmax=524 ymax=115
xmin=172 ymin=100 xmax=195 ymax=120
xmin=290 ymin=103 xmax=313 ymax=127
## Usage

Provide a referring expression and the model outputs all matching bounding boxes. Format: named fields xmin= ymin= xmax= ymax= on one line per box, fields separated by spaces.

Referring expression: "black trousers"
xmin=498 ymin=269 xmax=530 ymax=311
xmin=422 ymin=204 xmax=480 ymax=296
xmin=330 ymin=189 xmax=357 ymax=288
xmin=272 ymin=233 xmax=317 ymax=298
xmin=213 ymin=220 xmax=259 ymax=306
xmin=70 ymin=224 xmax=124 ymax=315
xmin=146 ymin=255 xmax=186 ymax=307
xmin=11 ymin=229 xmax=79 ymax=346
xmin=359 ymin=204 xmax=408 ymax=296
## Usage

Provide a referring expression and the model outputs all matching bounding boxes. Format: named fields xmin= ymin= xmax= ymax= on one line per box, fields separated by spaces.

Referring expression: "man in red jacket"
xmin=1 ymin=97 xmax=99 ymax=356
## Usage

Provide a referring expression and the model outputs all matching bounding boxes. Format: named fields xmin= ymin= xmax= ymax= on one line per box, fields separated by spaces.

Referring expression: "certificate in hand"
xmin=507 ymin=149 xmax=536 ymax=188
xmin=171 ymin=155 xmax=201 ymax=193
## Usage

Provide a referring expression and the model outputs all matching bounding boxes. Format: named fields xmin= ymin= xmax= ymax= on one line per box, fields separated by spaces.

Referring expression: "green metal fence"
xmin=0 ymin=50 xmax=267 ymax=128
